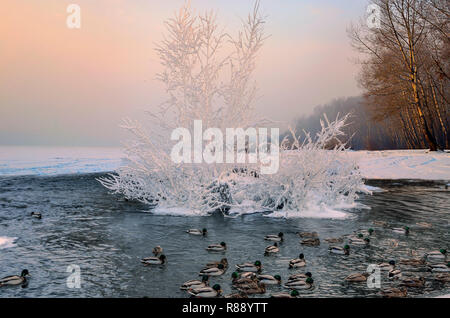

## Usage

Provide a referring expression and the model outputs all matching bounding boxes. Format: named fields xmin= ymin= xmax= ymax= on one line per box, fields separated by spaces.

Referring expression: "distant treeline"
xmin=286 ymin=96 xmax=449 ymax=151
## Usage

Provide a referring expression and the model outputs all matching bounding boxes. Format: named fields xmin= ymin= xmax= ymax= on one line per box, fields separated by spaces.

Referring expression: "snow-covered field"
xmin=0 ymin=147 xmax=448 ymax=181
xmin=348 ymin=149 xmax=450 ymax=181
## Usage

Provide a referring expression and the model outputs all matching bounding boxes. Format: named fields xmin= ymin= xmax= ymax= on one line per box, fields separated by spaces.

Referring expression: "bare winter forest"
xmin=291 ymin=0 xmax=449 ymax=151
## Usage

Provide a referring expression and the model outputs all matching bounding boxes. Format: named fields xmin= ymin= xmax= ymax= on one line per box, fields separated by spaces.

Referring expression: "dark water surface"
xmin=0 ymin=173 xmax=448 ymax=297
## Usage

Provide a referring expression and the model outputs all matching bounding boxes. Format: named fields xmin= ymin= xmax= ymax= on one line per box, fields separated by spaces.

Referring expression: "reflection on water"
xmin=0 ymin=174 xmax=448 ymax=297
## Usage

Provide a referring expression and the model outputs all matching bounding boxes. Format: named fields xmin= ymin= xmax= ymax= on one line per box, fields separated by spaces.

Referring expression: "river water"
xmin=0 ymin=173 xmax=448 ymax=297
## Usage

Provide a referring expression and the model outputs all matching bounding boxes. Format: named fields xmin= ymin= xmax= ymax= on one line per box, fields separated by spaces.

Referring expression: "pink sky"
xmin=0 ymin=0 xmax=367 ymax=146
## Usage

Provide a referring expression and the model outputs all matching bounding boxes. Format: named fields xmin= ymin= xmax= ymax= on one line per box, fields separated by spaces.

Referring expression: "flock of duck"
xmin=137 ymin=223 xmax=449 ymax=298
xmin=0 ymin=214 xmax=448 ymax=298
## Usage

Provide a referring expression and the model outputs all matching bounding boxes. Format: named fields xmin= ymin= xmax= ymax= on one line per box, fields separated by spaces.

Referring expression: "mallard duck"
xmin=428 ymin=262 xmax=450 ymax=273
xmin=301 ymin=238 xmax=320 ymax=246
xmin=231 ymin=272 xmax=257 ymax=286
xmin=206 ymin=242 xmax=227 ymax=252
xmin=264 ymin=243 xmax=279 ymax=256
xmin=235 ymin=261 xmax=262 ymax=273
xmin=379 ymin=287 xmax=407 ymax=298
xmin=264 ymin=232 xmax=284 ymax=242
xmin=298 ymin=232 xmax=318 ymax=238
xmin=257 ymin=274 xmax=281 ymax=285
xmin=152 ymin=246 xmax=163 ymax=256
xmin=392 ymin=226 xmax=409 ymax=235
xmin=180 ymin=276 xmax=209 ymax=290
xmin=373 ymin=220 xmax=388 ymax=227
xmin=329 ymin=245 xmax=350 ymax=255
xmin=388 ymin=261 xmax=402 ymax=280
xmin=31 ymin=212 xmax=42 ymax=219
xmin=288 ymin=272 xmax=312 ymax=282
xmin=289 ymin=253 xmax=306 ymax=268
xmin=271 ymin=290 xmax=299 ymax=298
xmin=345 ymin=273 xmax=369 ymax=282
xmin=141 ymin=254 xmax=166 ymax=265
xmin=199 ymin=263 xmax=226 ymax=276
xmin=425 ymin=249 xmax=447 ymax=261
xmin=237 ymin=282 xmax=266 ymax=295
xmin=186 ymin=228 xmax=207 ymax=236
xmin=284 ymin=277 xmax=314 ymax=290
xmin=434 ymin=273 xmax=450 ymax=282
xmin=378 ymin=261 xmax=395 ymax=271
xmin=188 ymin=284 xmax=222 ymax=298
xmin=205 ymin=258 xmax=228 ymax=269
xmin=399 ymin=258 xmax=426 ymax=266
xmin=325 ymin=237 xmax=343 ymax=244
xmin=399 ymin=276 xmax=425 ymax=288
xmin=357 ymin=228 xmax=374 ymax=236
xmin=0 ymin=269 xmax=30 ymax=287
xmin=349 ymin=236 xmax=370 ymax=246
xmin=416 ymin=222 xmax=432 ymax=228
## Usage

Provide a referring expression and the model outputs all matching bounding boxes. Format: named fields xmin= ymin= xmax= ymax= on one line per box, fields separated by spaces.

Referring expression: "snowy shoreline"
xmin=0 ymin=147 xmax=449 ymax=181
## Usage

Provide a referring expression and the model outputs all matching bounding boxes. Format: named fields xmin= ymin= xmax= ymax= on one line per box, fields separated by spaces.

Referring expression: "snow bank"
xmin=347 ymin=150 xmax=450 ymax=181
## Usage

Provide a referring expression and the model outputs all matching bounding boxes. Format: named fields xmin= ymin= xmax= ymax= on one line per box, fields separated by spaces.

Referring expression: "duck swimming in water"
xmin=204 ymin=258 xmax=228 ymax=269
xmin=288 ymin=272 xmax=312 ymax=282
xmin=379 ymin=287 xmax=407 ymax=298
xmin=399 ymin=258 xmax=426 ymax=266
xmin=264 ymin=243 xmax=279 ymax=256
xmin=206 ymin=242 xmax=227 ymax=252
xmin=345 ymin=272 xmax=369 ymax=282
xmin=264 ymin=232 xmax=284 ymax=242
xmin=180 ymin=276 xmax=209 ymax=290
xmin=425 ymin=249 xmax=447 ymax=261
xmin=231 ymin=272 xmax=257 ymax=287
xmin=301 ymin=238 xmax=320 ymax=246
xmin=416 ymin=222 xmax=432 ymax=228
xmin=257 ymin=274 xmax=281 ymax=285
xmin=271 ymin=290 xmax=300 ymax=298
xmin=388 ymin=261 xmax=402 ymax=280
xmin=392 ymin=226 xmax=409 ymax=235
xmin=0 ymin=269 xmax=30 ymax=287
xmin=289 ymin=253 xmax=306 ymax=268
xmin=399 ymin=276 xmax=425 ymax=288
xmin=284 ymin=277 xmax=314 ymax=290
xmin=186 ymin=228 xmax=207 ymax=236
xmin=235 ymin=261 xmax=262 ymax=273
xmin=199 ymin=264 xmax=226 ymax=276
xmin=31 ymin=212 xmax=42 ymax=219
xmin=188 ymin=284 xmax=222 ymax=298
xmin=325 ymin=237 xmax=343 ymax=244
xmin=428 ymin=262 xmax=450 ymax=273
xmin=329 ymin=245 xmax=350 ymax=255
xmin=141 ymin=254 xmax=166 ymax=265
xmin=237 ymin=282 xmax=266 ymax=295
xmin=152 ymin=246 xmax=163 ymax=256
xmin=434 ymin=273 xmax=450 ymax=282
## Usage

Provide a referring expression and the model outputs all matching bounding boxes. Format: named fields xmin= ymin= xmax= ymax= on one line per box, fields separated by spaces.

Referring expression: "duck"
xmin=264 ymin=243 xmax=279 ymax=256
xmin=399 ymin=258 xmax=426 ymax=266
xmin=289 ymin=253 xmax=306 ymax=268
xmin=399 ymin=276 xmax=425 ymax=288
xmin=416 ymin=222 xmax=432 ymax=228
xmin=345 ymin=272 xmax=369 ymax=282
xmin=349 ymin=236 xmax=370 ymax=246
xmin=392 ymin=226 xmax=409 ymax=235
xmin=30 ymin=212 xmax=42 ymax=219
xmin=329 ymin=245 xmax=350 ymax=255
xmin=186 ymin=228 xmax=207 ymax=236
xmin=180 ymin=276 xmax=209 ymax=290
xmin=264 ymin=232 xmax=284 ymax=242
xmin=357 ymin=228 xmax=374 ymax=236
xmin=141 ymin=254 xmax=166 ymax=265
xmin=297 ymin=232 xmax=318 ymax=238
xmin=379 ymin=287 xmax=407 ymax=298
xmin=257 ymin=274 xmax=281 ymax=285
xmin=235 ymin=261 xmax=262 ymax=273
xmin=425 ymin=249 xmax=447 ymax=261
xmin=284 ymin=277 xmax=314 ymax=290
xmin=271 ymin=290 xmax=299 ymax=298
xmin=231 ymin=272 xmax=257 ymax=286
xmin=378 ymin=261 xmax=394 ymax=271
xmin=0 ymin=269 xmax=30 ymax=287
xmin=428 ymin=262 xmax=450 ymax=273
xmin=288 ymin=272 xmax=312 ymax=282
xmin=188 ymin=284 xmax=222 ymax=298
xmin=388 ymin=261 xmax=402 ymax=280
xmin=301 ymin=238 xmax=320 ymax=247
xmin=152 ymin=246 xmax=163 ymax=256
xmin=325 ymin=237 xmax=343 ymax=244
xmin=237 ymin=282 xmax=266 ymax=295
xmin=434 ymin=273 xmax=450 ymax=283
xmin=199 ymin=263 xmax=226 ymax=276
xmin=206 ymin=242 xmax=227 ymax=252
xmin=205 ymin=258 xmax=228 ymax=269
